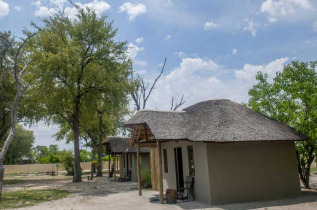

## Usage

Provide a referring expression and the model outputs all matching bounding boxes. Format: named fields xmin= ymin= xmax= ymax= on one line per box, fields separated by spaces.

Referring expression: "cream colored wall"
xmin=206 ymin=141 xmax=301 ymax=204
xmin=161 ymin=141 xmax=211 ymax=204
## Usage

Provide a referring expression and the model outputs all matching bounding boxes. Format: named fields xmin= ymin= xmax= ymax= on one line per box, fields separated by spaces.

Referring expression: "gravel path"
xmin=3 ymin=172 xmax=317 ymax=210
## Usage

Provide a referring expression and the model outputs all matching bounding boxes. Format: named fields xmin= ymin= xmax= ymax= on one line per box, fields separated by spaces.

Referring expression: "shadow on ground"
xmin=173 ymin=190 xmax=317 ymax=210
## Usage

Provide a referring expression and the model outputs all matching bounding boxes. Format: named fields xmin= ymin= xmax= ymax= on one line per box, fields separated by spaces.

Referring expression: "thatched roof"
xmin=125 ymin=99 xmax=307 ymax=142
xmin=102 ymin=137 xmax=150 ymax=153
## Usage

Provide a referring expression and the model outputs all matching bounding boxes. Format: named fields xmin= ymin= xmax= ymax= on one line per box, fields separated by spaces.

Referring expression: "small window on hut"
xmin=187 ymin=145 xmax=195 ymax=176
xmin=163 ymin=149 xmax=168 ymax=173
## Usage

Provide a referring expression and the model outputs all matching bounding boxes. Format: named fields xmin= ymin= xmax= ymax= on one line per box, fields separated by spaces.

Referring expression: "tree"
xmin=60 ymin=150 xmax=74 ymax=175
xmin=31 ymin=6 xmax=131 ymax=182
xmin=0 ymin=32 xmax=15 ymax=143
xmin=3 ymin=124 xmax=35 ymax=165
xmin=82 ymin=90 xmax=130 ymax=176
xmin=0 ymin=31 xmax=35 ymax=199
xmin=34 ymin=144 xmax=61 ymax=163
xmin=247 ymin=61 xmax=317 ymax=188
xmin=130 ymin=58 xmax=186 ymax=111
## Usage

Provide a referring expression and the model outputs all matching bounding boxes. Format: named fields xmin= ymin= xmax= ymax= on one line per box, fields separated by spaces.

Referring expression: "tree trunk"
xmin=296 ymin=146 xmax=315 ymax=189
xmin=0 ymin=167 xmax=4 ymax=199
xmin=72 ymin=117 xmax=82 ymax=183
xmin=0 ymin=84 xmax=21 ymax=199
xmin=91 ymin=147 xmax=96 ymax=173
xmin=96 ymin=142 xmax=103 ymax=177
xmin=90 ymin=147 xmax=96 ymax=180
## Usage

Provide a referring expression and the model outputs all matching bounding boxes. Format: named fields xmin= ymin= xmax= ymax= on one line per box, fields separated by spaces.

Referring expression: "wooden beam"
xmin=108 ymin=154 xmax=110 ymax=178
xmin=113 ymin=153 xmax=116 ymax=181
xmin=136 ymin=125 xmax=141 ymax=142
xmin=144 ymin=123 xmax=148 ymax=142
xmin=157 ymin=140 xmax=163 ymax=204
xmin=137 ymin=143 xmax=157 ymax=148
xmin=120 ymin=154 xmax=123 ymax=178
xmin=137 ymin=144 xmax=142 ymax=196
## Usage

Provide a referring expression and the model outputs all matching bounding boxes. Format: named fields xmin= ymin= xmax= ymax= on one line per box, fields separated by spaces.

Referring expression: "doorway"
xmin=174 ymin=147 xmax=184 ymax=190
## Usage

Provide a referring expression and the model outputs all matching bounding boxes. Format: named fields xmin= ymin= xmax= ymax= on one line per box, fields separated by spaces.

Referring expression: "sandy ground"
xmin=3 ymin=172 xmax=317 ymax=210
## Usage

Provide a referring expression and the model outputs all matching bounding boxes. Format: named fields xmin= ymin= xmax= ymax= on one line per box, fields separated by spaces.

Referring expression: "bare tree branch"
xmin=171 ymin=95 xmax=186 ymax=111
xmin=130 ymin=58 xmax=167 ymax=111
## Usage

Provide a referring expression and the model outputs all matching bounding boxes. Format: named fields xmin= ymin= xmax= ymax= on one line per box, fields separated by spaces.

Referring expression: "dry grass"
xmin=0 ymin=189 xmax=69 ymax=209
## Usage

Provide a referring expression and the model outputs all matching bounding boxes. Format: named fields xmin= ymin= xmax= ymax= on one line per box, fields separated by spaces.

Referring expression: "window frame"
xmin=163 ymin=149 xmax=168 ymax=173
xmin=187 ymin=145 xmax=195 ymax=176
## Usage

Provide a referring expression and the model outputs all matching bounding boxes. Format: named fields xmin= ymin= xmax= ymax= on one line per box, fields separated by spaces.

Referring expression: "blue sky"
xmin=1 ymin=0 xmax=317 ymax=149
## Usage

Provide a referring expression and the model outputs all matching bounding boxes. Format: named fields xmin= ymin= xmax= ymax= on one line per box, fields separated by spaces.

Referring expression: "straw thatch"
xmin=125 ymin=99 xmax=307 ymax=142
xmin=103 ymin=137 xmax=150 ymax=153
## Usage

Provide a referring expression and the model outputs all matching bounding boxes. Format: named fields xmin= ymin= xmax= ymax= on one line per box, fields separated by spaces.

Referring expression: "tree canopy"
xmin=30 ymin=6 xmax=132 ymax=182
xmin=247 ymin=61 xmax=317 ymax=188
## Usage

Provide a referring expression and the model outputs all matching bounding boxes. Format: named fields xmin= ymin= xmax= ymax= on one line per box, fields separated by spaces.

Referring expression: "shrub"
xmin=141 ymin=165 xmax=151 ymax=187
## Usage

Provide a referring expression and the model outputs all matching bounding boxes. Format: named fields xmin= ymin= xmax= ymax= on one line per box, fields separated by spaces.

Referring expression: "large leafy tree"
xmin=0 ymin=31 xmax=35 ymax=199
xmin=248 ymin=61 xmax=317 ymax=188
xmin=31 ymin=7 xmax=131 ymax=182
xmin=0 ymin=32 xmax=15 ymax=142
xmin=82 ymin=90 xmax=130 ymax=176
xmin=3 ymin=124 xmax=35 ymax=165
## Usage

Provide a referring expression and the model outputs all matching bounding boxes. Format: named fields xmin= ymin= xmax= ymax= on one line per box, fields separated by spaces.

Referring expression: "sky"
xmin=1 ymin=0 xmax=317 ymax=150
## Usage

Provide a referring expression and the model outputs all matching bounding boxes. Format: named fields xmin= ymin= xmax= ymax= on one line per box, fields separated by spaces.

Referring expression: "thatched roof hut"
xmin=125 ymin=99 xmax=306 ymax=142
xmin=102 ymin=137 xmax=149 ymax=154
xmin=125 ymin=99 xmax=306 ymax=205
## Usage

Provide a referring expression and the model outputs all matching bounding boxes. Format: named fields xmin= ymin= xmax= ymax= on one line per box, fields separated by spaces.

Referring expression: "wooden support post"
xmin=137 ymin=144 xmax=142 ymax=196
xmin=157 ymin=140 xmax=163 ymax=204
xmin=120 ymin=154 xmax=123 ymax=178
xmin=113 ymin=153 xmax=116 ymax=180
xmin=108 ymin=154 xmax=110 ymax=178
xmin=117 ymin=155 xmax=118 ymax=172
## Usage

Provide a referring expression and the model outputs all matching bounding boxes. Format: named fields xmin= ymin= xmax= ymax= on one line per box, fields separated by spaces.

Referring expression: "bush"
xmin=141 ymin=165 xmax=151 ymax=187
xmin=60 ymin=150 xmax=74 ymax=175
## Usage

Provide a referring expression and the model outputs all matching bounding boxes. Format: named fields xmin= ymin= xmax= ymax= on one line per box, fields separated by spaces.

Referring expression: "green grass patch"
xmin=0 ymin=189 xmax=69 ymax=209
xmin=3 ymin=179 xmax=23 ymax=185
xmin=311 ymin=168 xmax=317 ymax=172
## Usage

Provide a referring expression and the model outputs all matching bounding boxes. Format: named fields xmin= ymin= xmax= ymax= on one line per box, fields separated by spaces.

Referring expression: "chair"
xmin=177 ymin=176 xmax=194 ymax=201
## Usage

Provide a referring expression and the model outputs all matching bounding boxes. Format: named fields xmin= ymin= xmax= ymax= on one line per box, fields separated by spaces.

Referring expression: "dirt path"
xmin=3 ymin=173 xmax=317 ymax=210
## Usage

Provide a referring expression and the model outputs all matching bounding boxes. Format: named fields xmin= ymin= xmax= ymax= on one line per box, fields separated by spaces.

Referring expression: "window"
xmin=163 ymin=149 xmax=168 ymax=173
xmin=187 ymin=146 xmax=195 ymax=176
xmin=123 ymin=155 xmax=125 ymax=168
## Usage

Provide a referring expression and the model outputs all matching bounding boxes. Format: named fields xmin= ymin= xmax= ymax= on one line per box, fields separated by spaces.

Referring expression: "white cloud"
xmin=164 ymin=35 xmax=171 ymax=40
xmin=32 ymin=0 xmax=42 ymax=7
xmin=232 ymin=49 xmax=237 ymax=55
xmin=64 ymin=0 xmax=111 ymax=20
xmin=134 ymin=60 xmax=147 ymax=66
xmin=135 ymin=37 xmax=144 ymax=44
xmin=174 ymin=51 xmax=187 ymax=58
xmin=34 ymin=0 xmax=111 ymax=18
xmin=243 ymin=19 xmax=259 ymax=37
xmin=234 ymin=57 xmax=289 ymax=83
xmin=50 ymin=0 xmax=66 ymax=8
xmin=34 ymin=6 xmax=56 ymax=17
xmin=0 ymin=0 xmax=9 ymax=18
xmin=166 ymin=58 xmax=218 ymax=81
xmin=142 ymin=57 xmax=290 ymax=110
xmin=313 ymin=22 xmax=317 ymax=32
xmin=118 ymin=2 xmax=147 ymax=21
xmin=126 ymin=43 xmax=145 ymax=60
xmin=14 ymin=6 xmax=21 ymax=11
xmin=260 ymin=0 xmax=313 ymax=23
xmin=204 ymin=21 xmax=218 ymax=30
xmin=136 ymin=70 xmax=147 ymax=75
